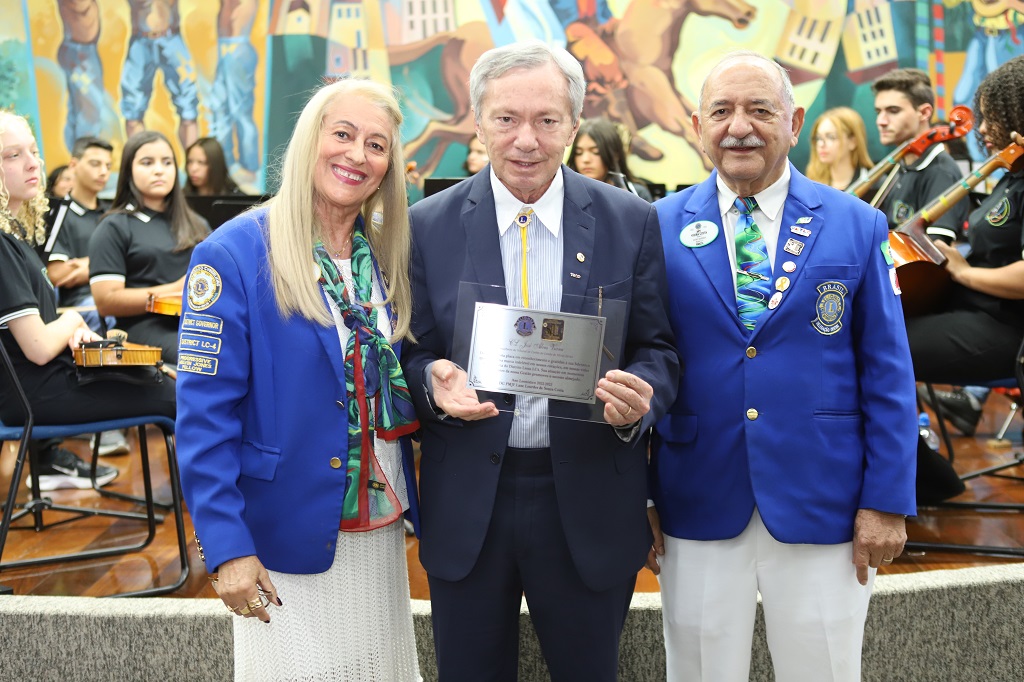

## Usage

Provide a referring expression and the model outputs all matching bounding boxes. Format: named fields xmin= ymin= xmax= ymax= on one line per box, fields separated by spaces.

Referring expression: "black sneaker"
xmin=917 ymin=386 xmax=983 ymax=436
xmin=28 ymin=447 xmax=119 ymax=491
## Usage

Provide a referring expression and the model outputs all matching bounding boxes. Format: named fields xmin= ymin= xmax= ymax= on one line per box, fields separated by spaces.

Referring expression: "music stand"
xmin=423 ymin=177 xmax=466 ymax=198
xmin=186 ymin=194 xmax=270 ymax=229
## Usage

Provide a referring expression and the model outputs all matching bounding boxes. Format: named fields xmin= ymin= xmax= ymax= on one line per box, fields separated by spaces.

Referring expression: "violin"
xmin=74 ymin=338 xmax=164 ymax=368
xmin=146 ymin=293 xmax=182 ymax=316
xmin=848 ymin=106 xmax=974 ymax=205
xmin=890 ymin=140 xmax=1024 ymax=317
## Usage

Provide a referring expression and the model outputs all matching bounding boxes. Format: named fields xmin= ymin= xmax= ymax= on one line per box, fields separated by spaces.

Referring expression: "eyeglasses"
xmin=812 ymin=134 xmax=840 ymax=145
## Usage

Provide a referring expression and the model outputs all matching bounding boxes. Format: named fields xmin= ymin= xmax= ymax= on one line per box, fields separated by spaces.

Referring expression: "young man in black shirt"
xmin=43 ymin=136 xmax=129 ymax=456
xmin=873 ymin=68 xmax=969 ymax=243
xmin=45 ymin=136 xmax=114 ymax=331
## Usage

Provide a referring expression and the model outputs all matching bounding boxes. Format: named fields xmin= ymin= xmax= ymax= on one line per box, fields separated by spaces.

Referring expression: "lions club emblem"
xmin=187 ymin=264 xmax=222 ymax=311
xmin=514 ymin=315 xmax=536 ymax=337
xmin=812 ymin=281 xmax=848 ymax=336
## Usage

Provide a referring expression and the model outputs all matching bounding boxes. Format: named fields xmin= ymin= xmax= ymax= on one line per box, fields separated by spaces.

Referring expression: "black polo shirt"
xmin=949 ymin=170 xmax=1024 ymax=324
xmin=879 ymin=146 xmax=970 ymax=243
xmin=0 ymin=231 xmax=76 ymax=416
xmin=88 ymin=207 xmax=199 ymax=340
xmin=44 ymin=195 xmax=110 ymax=306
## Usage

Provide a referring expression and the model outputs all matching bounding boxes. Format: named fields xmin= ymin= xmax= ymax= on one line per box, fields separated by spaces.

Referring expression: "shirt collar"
xmin=492 ymin=166 xmax=563 ymax=237
xmin=715 ymin=164 xmax=790 ymax=222
xmin=907 ymin=144 xmax=945 ymax=171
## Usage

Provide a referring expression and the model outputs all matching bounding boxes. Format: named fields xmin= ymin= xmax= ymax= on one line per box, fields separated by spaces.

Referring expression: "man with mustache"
xmin=649 ymin=51 xmax=917 ymax=681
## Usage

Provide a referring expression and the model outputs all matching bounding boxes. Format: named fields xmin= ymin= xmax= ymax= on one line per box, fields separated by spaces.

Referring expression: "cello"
xmin=847 ymin=105 xmax=974 ymax=206
xmin=890 ymin=140 xmax=1024 ymax=317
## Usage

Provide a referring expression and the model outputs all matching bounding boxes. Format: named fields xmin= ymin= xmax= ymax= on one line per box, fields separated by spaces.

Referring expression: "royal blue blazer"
xmin=652 ymin=165 xmax=917 ymax=544
xmin=175 ymin=207 xmax=419 ymax=574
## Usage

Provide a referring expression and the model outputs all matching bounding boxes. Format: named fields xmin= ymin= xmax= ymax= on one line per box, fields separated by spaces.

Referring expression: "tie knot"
xmin=735 ymin=197 xmax=757 ymax=215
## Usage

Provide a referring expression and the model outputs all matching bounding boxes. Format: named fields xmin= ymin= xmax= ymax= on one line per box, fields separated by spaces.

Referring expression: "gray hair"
xmin=470 ymin=41 xmax=586 ymax=124
xmin=697 ymin=51 xmax=796 ymax=113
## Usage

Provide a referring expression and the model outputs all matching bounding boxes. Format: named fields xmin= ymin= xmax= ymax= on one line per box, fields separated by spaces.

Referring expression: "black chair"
xmin=907 ymin=336 xmax=1024 ymax=557
xmin=0 ymin=341 xmax=189 ymax=596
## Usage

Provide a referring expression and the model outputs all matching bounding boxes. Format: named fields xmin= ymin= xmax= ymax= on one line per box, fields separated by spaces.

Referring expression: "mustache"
xmin=720 ymin=135 xmax=766 ymax=149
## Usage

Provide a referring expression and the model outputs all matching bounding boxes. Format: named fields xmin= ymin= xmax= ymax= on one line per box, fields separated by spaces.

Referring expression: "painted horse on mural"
xmin=567 ymin=0 xmax=757 ymax=166
xmin=389 ymin=22 xmax=494 ymax=183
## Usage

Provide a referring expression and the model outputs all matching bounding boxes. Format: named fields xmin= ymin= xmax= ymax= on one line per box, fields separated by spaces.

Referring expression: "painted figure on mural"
xmin=565 ymin=0 xmax=757 ymax=165
xmin=122 ymin=0 xmax=199 ymax=149
xmin=210 ymin=0 xmax=260 ymax=189
xmin=948 ymin=0 xmax=1024 ymax=161
xmin=57 ymin=0 xmax=121 ymax=153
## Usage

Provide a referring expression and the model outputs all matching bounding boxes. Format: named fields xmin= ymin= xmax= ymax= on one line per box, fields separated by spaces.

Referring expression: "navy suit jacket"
xmin=652 ymin=165 xmax=917 ymax=544
xmin=175 ymin=207 xmax=419 ymax=574
xmin=405 ymin=167 xmax=679 ymax=591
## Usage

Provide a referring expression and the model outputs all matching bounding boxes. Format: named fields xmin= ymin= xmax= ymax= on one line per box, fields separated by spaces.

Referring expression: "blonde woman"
xmin=175 ymin=79 xmax=421 ymax=681
xmin=0 ymin=112 xmax=175 ymax=491
xmin=806 ymin=107 xmax=873 ymax=191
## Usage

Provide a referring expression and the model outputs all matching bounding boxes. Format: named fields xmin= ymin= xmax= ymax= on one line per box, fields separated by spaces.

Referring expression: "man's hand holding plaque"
xmin=430 ymin=359 xmax=500 ymax=421
xmin=596 ymin=369 xmax=652 ymax=427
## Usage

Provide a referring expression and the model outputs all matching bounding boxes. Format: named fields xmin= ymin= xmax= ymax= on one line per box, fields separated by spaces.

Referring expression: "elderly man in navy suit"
xmin=405 ymin=41 xmax=679 ymax=681
xmin=650 ymin=51 xmax=917 ymax=681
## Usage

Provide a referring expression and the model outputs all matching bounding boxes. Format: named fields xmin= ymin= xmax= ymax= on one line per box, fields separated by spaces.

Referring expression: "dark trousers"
xmin=1 ymin=368 xmax=176 ymax=427
xmin=428 ymin=447 xmax=636 ymax=682
xmin=907 ymin=308 xmax=1022 ymax=384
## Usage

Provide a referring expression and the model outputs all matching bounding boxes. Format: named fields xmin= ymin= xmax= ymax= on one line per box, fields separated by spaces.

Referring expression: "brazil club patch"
xmin=812 ymin=281 xmax=848 ymax=336
xmin=893 ymin=200 xmax=913 ymax=225
xmin=187 ymin=264 xmax=222 ymax=311
xmin=514 ymin=315 xmax=536 ymax=337
xmin=986 ymin=197 xmax=1011 ymax=227
xmin=880 ymin=240 xmax=894 ymax=266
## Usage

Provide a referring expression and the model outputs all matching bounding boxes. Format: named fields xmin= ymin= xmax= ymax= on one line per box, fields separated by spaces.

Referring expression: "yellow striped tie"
xmin=516 ymin=207 xmax=534 ymax=307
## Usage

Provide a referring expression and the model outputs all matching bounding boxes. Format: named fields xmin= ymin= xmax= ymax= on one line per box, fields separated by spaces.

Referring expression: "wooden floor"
xmin=2 ymin=386 xmax=1023 ymax=599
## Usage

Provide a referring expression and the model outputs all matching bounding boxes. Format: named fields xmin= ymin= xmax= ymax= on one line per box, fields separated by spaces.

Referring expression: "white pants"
xmin=659 ymin=510 xmax=874 ymax=682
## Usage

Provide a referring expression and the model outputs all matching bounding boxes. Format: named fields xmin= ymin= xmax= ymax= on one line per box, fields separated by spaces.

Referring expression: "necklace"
xmin=323 ymin=232 xmax=351 ymax=259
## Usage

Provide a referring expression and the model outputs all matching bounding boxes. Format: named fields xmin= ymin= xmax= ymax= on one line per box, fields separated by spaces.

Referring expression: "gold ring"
xmin=624 ymin=405 xmax=633 ymax=416
xmin=237 ymin=604 xmax=252 ymax=616
xmin=882 ymin=557 xmax=894 ymax=563
xmin=247 ymin=599 xmax=264 ymax=611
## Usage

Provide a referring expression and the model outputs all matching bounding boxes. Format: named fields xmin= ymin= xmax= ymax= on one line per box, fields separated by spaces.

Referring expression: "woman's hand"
xmin=66 ymin=319 xmax=101 ymax=352
xmin=212 ymin=555 xmax=281 ymax=623
xmin=934 ymin=240 xmax=971 ymax=284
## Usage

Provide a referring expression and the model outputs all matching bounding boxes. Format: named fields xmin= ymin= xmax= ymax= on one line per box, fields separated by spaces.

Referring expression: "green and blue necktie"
xmin=734 ymin=196 xmax=772 ymax=330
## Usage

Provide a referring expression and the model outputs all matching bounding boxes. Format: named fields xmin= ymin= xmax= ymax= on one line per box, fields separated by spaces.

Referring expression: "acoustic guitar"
xmin=890 ymin=140 xmax=1024 ymax=317
xmin=848 ymin=106 xmax=974 ymax=205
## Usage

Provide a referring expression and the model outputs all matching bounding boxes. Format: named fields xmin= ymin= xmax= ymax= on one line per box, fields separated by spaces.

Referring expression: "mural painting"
xmin=0 ymin=0 xmax=1020 ymax=195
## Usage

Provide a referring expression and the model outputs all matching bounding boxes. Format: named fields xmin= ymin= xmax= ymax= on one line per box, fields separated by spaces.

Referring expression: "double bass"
xmin=890 ymin=141 xmax=1024 ymax=317
xmin=847 ymin=106 xmax=974 ymax=206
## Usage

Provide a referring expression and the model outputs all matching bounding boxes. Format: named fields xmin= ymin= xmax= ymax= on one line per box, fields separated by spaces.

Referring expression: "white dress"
xmin=232 ymin=258 xmax=420 ymax=682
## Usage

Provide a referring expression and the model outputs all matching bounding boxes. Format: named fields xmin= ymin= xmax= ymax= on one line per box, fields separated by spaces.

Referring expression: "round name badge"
xmin=679 ymin=220 xmax=719 ymax=248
